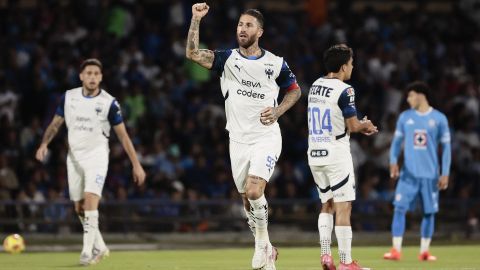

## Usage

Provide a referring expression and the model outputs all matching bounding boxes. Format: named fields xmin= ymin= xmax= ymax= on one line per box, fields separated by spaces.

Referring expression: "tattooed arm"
xmin=260 ymin=89 xmax=301 ymax=125
xmin=35 ymin=115 xmax=65 ymax=162
xmin=186 ymin=3 xmax=215 ymax=69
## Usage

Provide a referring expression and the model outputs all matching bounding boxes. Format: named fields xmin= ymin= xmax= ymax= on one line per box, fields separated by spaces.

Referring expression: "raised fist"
xmin=192 ymin=3 xmax=209 ymax=19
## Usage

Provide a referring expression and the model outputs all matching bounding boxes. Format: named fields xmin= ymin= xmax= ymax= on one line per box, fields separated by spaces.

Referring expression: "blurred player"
xmin=35 ymin=59 xmax=146 ymax=266
xmin=186 ymin=3 xmax=301 ymax=270
xmin=308 ymin=44 xmax=377 ymax=270
xmin=384 ymin=81 xmax=451 ymax=261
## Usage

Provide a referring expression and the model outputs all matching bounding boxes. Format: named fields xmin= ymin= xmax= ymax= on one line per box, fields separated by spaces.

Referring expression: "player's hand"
xmin=360 ymin=116 xmax=378 ymax=136
xmin=260 ymin=107 xmax=278 ymax=126
xmin=35 ymin=144 xmax=49 ymax=162
xmin=438 ymin=175 xmax=449 ymax=190
xmin=192 ymin=3 xmax=209 ymax=19
xmin=389 ymin=164 xmax=400 ymax=180
xmin=133 ymin=165 xmax=146 ymax=186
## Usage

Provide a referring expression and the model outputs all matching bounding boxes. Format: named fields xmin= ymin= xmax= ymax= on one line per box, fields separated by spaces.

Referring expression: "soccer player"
xmin=383 ymin=81 xmax=451 ymax=261
xmin=35 ymin=59 xmax=146 ymax=266
xmin=186 ymin=3 xmax=301 ymax=270
xmin=308 ymin=44 xmax=377 ymax=270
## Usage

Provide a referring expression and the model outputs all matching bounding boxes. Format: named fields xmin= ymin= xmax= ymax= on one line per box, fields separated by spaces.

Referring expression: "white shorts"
xmin=229 ymin=135 xmax=282 ymax=193
xmin=67 ymin=153 xmax=108 ymax=201
xmin=310 ymin=159 xmax=356 ymax=203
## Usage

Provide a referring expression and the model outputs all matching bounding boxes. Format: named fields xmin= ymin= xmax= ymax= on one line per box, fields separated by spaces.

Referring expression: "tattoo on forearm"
xmin=187 ymin=18 xmax=200 ymax=54
xmin=186 ymin=18 xmax=214 ymax=67
xmin=42 ymin=122 xmax=61 ymax=144
xmin=277 ymin=90 xmax=301 ymax=115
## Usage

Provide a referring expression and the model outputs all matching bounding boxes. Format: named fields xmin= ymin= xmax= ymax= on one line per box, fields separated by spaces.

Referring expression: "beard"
xmin=237 ymin=34 xmax=257 ymax=49
xmin=84 ymin=82 xmax=99 ymax=93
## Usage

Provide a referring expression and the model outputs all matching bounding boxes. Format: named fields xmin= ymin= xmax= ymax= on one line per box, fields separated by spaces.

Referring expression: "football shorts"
xmin=310 ymin=158 xmax=356 ymax=203
xmin=229 ymin=134 xmax=282 ymax=193
xmin=67 ymin=153 xmax=109 ymax=201
xmin=393 ymin=170 xmax=439 ymax=214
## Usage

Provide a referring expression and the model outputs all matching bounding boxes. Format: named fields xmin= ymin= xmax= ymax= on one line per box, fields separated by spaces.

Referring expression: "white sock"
xmin=420 ymin=237 xmax=431 ymax=253
xmin=393 ymin=237 xmax=403 ymax=251
xmin=81 ymin=210 xmax=99 ymax=256
xmin=318 ymin=213 xmax=333 ymax=255
xmin=78 ymin=215 xmax=107 ymax=251
xmin=335 ymin=226 xmax=352 ymax=264
xmin=244 ymin=208 xmax=256 ymax=238
xmin=248 ymin=195 xmax=269 ymax=243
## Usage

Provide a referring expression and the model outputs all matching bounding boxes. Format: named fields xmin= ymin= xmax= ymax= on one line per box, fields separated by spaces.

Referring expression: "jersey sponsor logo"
xmin=406 ymin=118 xmax=415 ymax=125
xmin=414 ymin=129 xmax=427 ymax=149
xmin=265 ymin=68 xmax=274 ymax=79
xmin=236 ymin=89 xmax=265 ymax=99
xmin=241 ymin=79 xmax=261 ymax=88
xmin=310 ymin=149 xmax=329 ymax=157
xmin=309 ymin=85 xmax=332 ymax=97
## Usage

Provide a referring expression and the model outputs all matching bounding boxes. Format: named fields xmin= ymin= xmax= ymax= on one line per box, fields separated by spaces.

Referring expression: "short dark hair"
xmin=241 ymin=9 xmax=264 ymax=28
xmin=406 ymin=81 xmax=431 ymax=100
xmin=323 ymin=44 xmax=353 ymax=73
xmin=80 ymin=58 xmax=103 ymax=72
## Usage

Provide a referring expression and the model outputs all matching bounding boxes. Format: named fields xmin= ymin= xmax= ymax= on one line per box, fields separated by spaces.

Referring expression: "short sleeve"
xmin=211 ymin=50 xmax=232 ymax=73
xmin=275 ymin=60 xmax=299 ymax=91
xmin=337 ymin=87 xmax=357 ymax=118
xmin=108 ymin=99 xmax=123 ymax=126
xmin=55 ymin=94 xmax=65 ymax=117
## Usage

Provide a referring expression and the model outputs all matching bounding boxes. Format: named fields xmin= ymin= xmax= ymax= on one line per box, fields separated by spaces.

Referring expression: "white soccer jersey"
xmin=56 ymin=87 xmax=123 ymax=161
xmin=211 ymin=49 xmax=299 ymax=143
xmin=307 ymin=78 xmax=357 ymax=165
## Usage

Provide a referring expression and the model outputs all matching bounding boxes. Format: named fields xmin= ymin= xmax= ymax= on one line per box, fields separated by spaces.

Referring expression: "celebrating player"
xmin=186 ymin=3 xmax=301 ymax=270
xmin=35 ymin=59 xmax=146 ymax=266
xmin=383 ymin=81 xmax=451 ymax=261
xmin=308 ymin=44 xmax=377 ymax=270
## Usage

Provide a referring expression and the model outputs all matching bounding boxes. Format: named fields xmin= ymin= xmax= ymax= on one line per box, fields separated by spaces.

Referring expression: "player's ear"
xmin=79 ymin=72 xmax=84 ymax=82
xmin=257 ymin=27 xmax=263 ymax=38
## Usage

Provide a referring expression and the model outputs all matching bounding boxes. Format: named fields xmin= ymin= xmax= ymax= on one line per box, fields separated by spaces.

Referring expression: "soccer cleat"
xmin=383 ymin=248 xmax=401 ymax=260
xmin=91 ymin=248 xmax=110 ymax=264
xmin=338 ymin=260 xmax=371 ymax=270
xmin=418 ymin=251 xmax=437 ymax=261
xmin=321 ymin=254 xmax=336 ymax=270
xmin=79 ymin=253 xmax=93 ymax=266
xmin=252 ymin=241 xmax=268 ymax=269
xmin=265 ymin=244 xmax=278 ymax=270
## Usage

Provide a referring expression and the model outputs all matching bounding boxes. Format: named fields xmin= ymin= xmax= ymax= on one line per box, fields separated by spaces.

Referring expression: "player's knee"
xmin=321 ymin=199 xmax=335 ymax=214
xmin=394 ymin=206 xmax=407 ymax=215
xmin=245 ymin=187 xmax=263 ymax=200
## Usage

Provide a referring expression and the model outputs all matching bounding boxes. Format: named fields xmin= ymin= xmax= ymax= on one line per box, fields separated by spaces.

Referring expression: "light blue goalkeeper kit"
xmin=389 ymin=107 xmax=451 ymax=238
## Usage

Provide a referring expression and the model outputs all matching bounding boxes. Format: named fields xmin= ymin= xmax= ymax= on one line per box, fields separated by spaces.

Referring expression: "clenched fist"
xmin=192 ymin=3 xmax=209 ymax=19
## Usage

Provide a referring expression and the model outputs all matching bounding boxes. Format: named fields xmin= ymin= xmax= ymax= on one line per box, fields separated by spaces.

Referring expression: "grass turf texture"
xmin=1 ymin=246 xmax=478 ymax=269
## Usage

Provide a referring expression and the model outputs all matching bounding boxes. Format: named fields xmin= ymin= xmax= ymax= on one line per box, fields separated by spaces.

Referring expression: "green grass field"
xmin=1 ymin=246 xmax=479 ymax=270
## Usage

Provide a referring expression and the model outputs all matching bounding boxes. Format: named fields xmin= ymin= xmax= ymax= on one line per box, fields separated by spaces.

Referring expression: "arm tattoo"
xmin=41 ymin=117 xmax=63 ymax=145
xmin=186 ymin=18 xmax=214 ymax=68
xmin=276 ymin=89 xmax=301 ymax=117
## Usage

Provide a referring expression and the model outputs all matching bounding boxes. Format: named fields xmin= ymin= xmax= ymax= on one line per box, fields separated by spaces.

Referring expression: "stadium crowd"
xmin=0 ymin=0 xmax=479 ymax=232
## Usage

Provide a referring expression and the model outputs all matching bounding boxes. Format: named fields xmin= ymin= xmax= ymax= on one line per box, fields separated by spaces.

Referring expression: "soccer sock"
xmin=81 ymin=210 xmax=99 ymax=256
xmin=420 ymin=238 xmax=432 ymax=253
xmin=248 ymin=195 xmax=269 ymax=243
xmin=78 ymin=215 xmax=107 ymax=251
xmin=393 ymin=237 xmax=403 ymax=252
xmin=392 ymin=207 xmax=406 ymax=251
xmin=318 ymin=213 xmax=333 ymax=256
xmin=420 ymin=213 xmax=435 ymax=253
xmin=335 ymin=226 xmax=352 ymax=264
xmin=244 ymin=208 xmax=256 ymax=238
